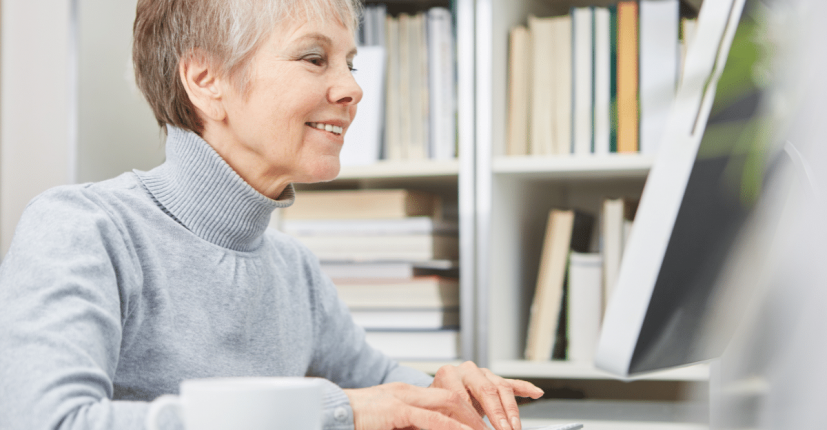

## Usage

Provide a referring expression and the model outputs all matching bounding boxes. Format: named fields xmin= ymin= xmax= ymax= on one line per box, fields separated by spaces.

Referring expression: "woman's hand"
xmin=431 ymin=361 xmax=544 ymax=430
xmin=344 ymin=382 xmax=489 ymax=430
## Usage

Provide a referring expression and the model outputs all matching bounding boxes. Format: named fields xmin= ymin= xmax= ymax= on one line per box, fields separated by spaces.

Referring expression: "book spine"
xmin=506 ymin=26 xmax=530 ymax=156
xmin=617 ymin=1 xmax=639 ymax=153
xmin=384 ymin=16 xmax=401 ymax=161
xmin=594 ymin=7 xmax=611 ymax=155
xmin=529 ymin=16 xmax=555 ymax=156
xmin=567 ymin=253 xmax=603 ymax=363
xmin=572 ymin=7 xmax=594 ymax=156
xmin=609 ymin=5 xmax=618 ymax=153
xmin=554 ymin=16 xmax=573 ymax=155
xmin=427 ymin=10 xmax=441 ymax=160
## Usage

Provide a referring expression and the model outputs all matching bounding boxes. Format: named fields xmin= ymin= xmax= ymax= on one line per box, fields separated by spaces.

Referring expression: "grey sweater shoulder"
xmin=0 ymin=127 xmax=432 ymax=430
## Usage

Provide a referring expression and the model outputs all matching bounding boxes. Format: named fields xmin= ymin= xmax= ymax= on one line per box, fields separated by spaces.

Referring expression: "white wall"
xmin=1 ymin=0 xmax=75 ymax=257
xmin=0 ymin=0 xmax=164 ymax=258
xmin=77 ymin=0 xmax=163 ymax=183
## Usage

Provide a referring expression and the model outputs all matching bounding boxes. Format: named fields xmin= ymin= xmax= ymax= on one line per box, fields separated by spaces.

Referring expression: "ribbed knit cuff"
xmin=320 ymin=379 xmax=354 ymax=430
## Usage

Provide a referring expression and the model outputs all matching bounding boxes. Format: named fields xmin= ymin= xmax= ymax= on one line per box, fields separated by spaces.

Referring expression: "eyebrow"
xmin=297 ymin=32 xmax=358 ymax=57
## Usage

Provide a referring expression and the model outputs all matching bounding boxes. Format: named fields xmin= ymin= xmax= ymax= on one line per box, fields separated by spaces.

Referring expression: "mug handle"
xmin=145 ymin=395 xmax=182 ymax=430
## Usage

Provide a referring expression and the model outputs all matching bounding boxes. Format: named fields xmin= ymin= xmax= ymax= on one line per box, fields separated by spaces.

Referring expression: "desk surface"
xmin=519 ymin=399 xmax=708 ymax=430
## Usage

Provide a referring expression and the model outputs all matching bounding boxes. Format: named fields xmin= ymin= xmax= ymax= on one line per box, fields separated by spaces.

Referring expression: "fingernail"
xmin=500 ymin=418 xmax=511 ymax=430
xmin=512 ymin=417 xmax=521 ymax=430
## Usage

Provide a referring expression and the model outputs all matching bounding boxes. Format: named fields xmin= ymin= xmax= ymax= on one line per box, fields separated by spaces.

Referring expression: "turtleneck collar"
xmin=135 ymin=126 xmax=295 ymax=252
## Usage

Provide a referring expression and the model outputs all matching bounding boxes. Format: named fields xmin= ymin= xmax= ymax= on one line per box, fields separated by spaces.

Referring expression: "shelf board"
xmin=337 ymin=160 xmax=460 ymax=180
xmin=492 ymin=154 xmax=654 ymax=180
xmin=491 ymin=360 xmax=709 ymax=382
xmin=399 ymin=360 xmax=463 ymax=375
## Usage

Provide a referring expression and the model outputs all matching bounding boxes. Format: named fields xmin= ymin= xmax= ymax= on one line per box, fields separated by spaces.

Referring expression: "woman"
xmin=0 ymin=0 xmax=542 ymax=429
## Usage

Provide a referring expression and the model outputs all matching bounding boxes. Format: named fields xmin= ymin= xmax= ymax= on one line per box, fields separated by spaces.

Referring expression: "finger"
xmin=458 ymin=363 xmax=512 ymax=430
xmin=433 ymin=365 xmax=475 ymax=404
xmin=399 ymin=404 xmax=475 ymax=430
xmin=481 ymin=369 xmax=521 ymax=430
xmin=395 ymin=385 xmax=488 ymax=430
xmin=501 ymin=377 xmax=544 ymax=399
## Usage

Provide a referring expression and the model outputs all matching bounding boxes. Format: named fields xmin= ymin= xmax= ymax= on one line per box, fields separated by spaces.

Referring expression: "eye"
xmin=348 ymin=62 xmax=357 ymax=73
xmin=304 ymin=55 xmax=326 ymax=67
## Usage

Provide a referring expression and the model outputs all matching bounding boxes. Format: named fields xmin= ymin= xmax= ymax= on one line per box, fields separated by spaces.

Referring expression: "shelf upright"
xmin=456 ymin=0 xmax=479 ymax=363
xmin=474 ymin=0 xmax=559 ymax=369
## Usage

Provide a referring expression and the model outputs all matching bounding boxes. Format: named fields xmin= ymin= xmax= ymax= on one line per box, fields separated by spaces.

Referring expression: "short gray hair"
xmin=133 ymin=0 xmax=362 ymax=135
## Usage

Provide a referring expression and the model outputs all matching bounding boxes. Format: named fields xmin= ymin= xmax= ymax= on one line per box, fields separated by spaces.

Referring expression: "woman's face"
xmin=217 ymin=17 xmax=361 ymax=191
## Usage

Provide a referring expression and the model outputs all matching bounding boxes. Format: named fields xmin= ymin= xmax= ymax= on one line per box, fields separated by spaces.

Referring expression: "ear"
xmin=179 ymin=52 xmax=227 ymax=122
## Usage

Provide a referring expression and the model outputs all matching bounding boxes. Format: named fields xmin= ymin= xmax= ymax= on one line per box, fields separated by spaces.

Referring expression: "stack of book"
xmin=524 ymin=197 xmax=638 ymax=364
xmin=346 ymin=5 xmax=457 ymax=165
xmin=281 ymin=189 xmax=460 ymax=361
xmin=507 ymin=0 xmax=698 ymax=157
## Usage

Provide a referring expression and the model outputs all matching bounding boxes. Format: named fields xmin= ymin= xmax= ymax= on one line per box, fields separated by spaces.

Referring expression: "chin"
xmin=305 ymin=159 xmax=341 ymax=184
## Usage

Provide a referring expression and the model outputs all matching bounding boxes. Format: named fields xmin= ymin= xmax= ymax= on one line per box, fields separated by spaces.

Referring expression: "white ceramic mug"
xmin=145 ymin=377 xmax=323 ymax=430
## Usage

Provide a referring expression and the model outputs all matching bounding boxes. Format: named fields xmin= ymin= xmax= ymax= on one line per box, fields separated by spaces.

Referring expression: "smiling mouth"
xmin=306 ymin=122 xmax=343 ymax=136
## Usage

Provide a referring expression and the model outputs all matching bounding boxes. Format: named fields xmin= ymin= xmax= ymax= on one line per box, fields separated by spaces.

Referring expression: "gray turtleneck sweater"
xmin=0 ymin=127 xmax=432 ymax=430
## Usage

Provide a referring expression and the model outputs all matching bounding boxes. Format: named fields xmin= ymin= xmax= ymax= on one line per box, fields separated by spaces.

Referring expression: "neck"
xmin=201 ymin=126 xmax=292 ymax=200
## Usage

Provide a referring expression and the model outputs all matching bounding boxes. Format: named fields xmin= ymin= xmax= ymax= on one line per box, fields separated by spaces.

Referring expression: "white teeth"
xmin=307 ymin=122 xmax=342 ymax=135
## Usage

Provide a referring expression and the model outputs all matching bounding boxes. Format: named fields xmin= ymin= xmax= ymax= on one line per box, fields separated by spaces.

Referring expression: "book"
xmin=296 ymin=234 xmax=458 ymax=262
xmin=567 ymin=252 xmax=603 ymax=363
xmin=593 ymin=7 xmax=612 ymax=155
xmin=364 ymin=329 xmax=459 ymax=360
xmin=351 ymin=308 xmax=460 ymax=330
xmin=572 ymin=7 xmax=594 ymax=155
xmin=616 ymin=1 xmax=639 ymax=153
xmin=506 ymin=25 xmax=531 ymax=156
xmin=320 ymin=261 xmax=457 ymax=280
xmin=528 ymin=15 xmax=556 ymax=156
xmin=639 ymin=0 xmax=679 ymax=156
xmin=601 ymin=198 xmax=638 ymax=313
xmin=407 ymin=13 xmax=428 ymax=160
xmin=281 ymin=189 xmax=440 ymax=220
xmin=341 ymin=46 xmax=385 ymax=166
xmin=373 ymin=4 xmax=387 ymax=47
xmin=525 ymin=209 xmax=594 ymax=361
xmin=335 ymin=276 xmax=459 ymax=309
xmin=552 ymin=15 xmax=573 ymax=155
xmin=609 ymin=5 xmax=618 ymax=153
xmin=398 ymin=14 xmax=412 ymax=159
xmin=417 ymin=13 xmax=431 ymax=160
xmin=384 ymin=16 xmax=402 ymax=160
xmin=358 ymin=6 xmax=373 ymax=46
xmin=282 ymin=217 xmax=458 ymax=236
xmin=427 ymin=7 xmax=456 ymax=160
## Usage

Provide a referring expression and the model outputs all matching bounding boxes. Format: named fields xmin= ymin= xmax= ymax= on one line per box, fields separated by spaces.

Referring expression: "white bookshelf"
xmin=339 ymin=0 xmax=706 ymax=412
xmin=338 ymin=160 xmax=460 ymax=180
xmin=474 ymin=0 xmax=708 ymax=412
xmin=306 ymin=0 xmax=478 ymax=362
xmin=491 ymin=361 xmax=710 ymax=382
xmin=492 ymin=154 xmax=654 ymax=179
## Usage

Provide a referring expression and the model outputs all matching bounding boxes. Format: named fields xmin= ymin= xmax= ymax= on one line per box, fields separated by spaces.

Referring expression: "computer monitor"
xmin=594 ymin=0 xmax=775 ymax=377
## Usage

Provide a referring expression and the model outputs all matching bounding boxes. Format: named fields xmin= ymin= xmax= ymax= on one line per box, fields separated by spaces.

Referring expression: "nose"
xmin=330 ymin=62 xmax=363 ymax=106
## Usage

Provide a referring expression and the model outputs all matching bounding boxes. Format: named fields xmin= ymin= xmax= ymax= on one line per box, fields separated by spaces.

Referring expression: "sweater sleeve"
xmin=0 ymin=188 xmax=182 ymax=430
xmin=301 ymin=247 xmax=434 ymax=430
